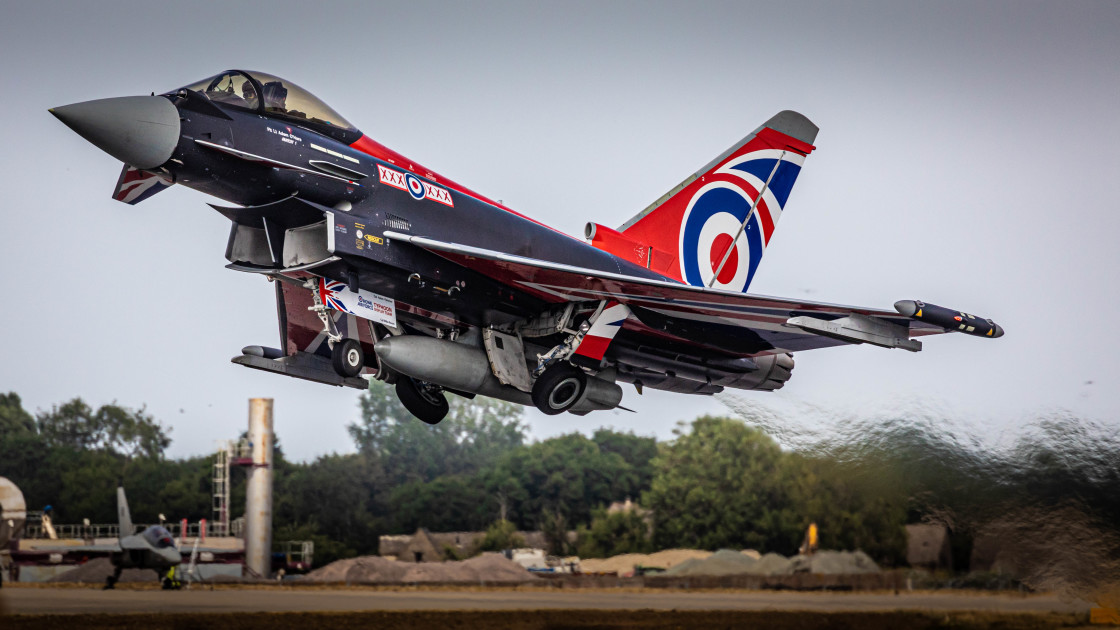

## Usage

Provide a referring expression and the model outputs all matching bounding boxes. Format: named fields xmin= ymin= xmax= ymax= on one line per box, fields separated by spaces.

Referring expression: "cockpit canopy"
xmin=179 ymin=70 xmax=359 ymax=140
xmin=141 ymin=525 xmax=176 ymax=549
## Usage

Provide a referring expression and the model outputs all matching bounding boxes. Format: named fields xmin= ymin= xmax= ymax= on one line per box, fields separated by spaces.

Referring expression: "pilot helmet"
xmin=262 ymin=81 xmax=288 ymax=108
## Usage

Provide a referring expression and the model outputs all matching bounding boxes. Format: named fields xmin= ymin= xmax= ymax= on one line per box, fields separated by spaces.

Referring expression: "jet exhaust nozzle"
xmin=50 ymin=96 xmax=180 ymax=170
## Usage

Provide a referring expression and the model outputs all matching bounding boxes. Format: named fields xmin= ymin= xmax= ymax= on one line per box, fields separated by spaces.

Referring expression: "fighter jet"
xmin=96 ymin=487 xmax=180 ymax=589
xmin=50 ymin=70 xmax=1003 ymax=424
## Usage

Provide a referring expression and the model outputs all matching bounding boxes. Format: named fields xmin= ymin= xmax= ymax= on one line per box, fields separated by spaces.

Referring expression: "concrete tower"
xmin=244 ymin=398 xmax=273 ymax=578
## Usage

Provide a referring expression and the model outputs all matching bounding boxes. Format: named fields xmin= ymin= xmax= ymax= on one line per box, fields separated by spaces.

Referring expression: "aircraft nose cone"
xmin=50 ymin=96 xmax=180 ymax=170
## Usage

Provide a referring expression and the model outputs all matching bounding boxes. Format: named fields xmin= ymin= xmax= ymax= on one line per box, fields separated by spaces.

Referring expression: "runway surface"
xmin=0 ymin=585 xmax=1091 ymax=615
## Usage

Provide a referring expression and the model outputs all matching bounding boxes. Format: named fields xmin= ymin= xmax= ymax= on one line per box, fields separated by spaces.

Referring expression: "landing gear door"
xmin=483 ymin=329 xmax=532 ymax=393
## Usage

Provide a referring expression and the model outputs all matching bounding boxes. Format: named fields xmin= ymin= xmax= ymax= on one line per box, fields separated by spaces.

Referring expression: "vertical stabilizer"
xmin=605 ymin=111 xmax=818 ymax=293
xmin=117 ymin=487 xmax=133 ymax=536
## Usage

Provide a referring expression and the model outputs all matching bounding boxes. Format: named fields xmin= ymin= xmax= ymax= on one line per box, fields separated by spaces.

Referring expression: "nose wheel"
xmin=331 ymin=339 xmax=365 ymax=377
xmin=395 ymin=376 xmax=450 ymax=424
xmin=531 ymin=363 xmax=587 ymax=415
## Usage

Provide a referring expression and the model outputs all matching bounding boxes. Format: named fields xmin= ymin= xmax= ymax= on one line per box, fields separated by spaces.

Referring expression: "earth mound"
xmin=49 ymin=558 xmax=160 ymax=584
xmin=303 ymin=553 xmax=536 ymax=584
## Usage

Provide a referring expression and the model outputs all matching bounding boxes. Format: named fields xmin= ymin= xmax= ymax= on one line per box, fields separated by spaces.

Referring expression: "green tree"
xmin=389 ymin=476 xmax=490 ymax=533
xmin=145 ymin=456 xmax=213 ymax=524
xmin=0 ymin=394 xmax=54 ymax=514
xmin=36 ymin=398 xmax=170 ymax=459
xmin=644 ymin=416 xmax=797 ymax=552
xmin=644 ymin=416 xmax=909 ymax=562
xmin=477 ymin=518 xmax=524 ymax=552
xmin=0 ymin=392 xmax=35 ymax=435
xmin=482 ymin=432 xmax=648 ymax=530
xmin=349 ymin=381 xmax=526 ymax=486
xmin=539 ymin=508 xmax=572 ymax=556
xmin=576 ymin=507 xmax=653 ymax=558
xmin=273 ymin=453 xmax=383 ymax=562
xmin=592 ymin=429 xmax=658 ymax=491
xmin=783 ymin=454 xmax=908 ymax=565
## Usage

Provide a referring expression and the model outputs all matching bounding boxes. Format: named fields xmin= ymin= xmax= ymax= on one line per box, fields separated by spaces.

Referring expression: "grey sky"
xmin=1 ymin=1 xmax=1117 ymax=460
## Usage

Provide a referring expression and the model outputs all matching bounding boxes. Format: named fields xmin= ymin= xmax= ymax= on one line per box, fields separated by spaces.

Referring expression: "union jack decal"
xmin=318 ymin=279 xmax=353 ymax=313
xmin=112 ymin=166 xmax=172 ymax=205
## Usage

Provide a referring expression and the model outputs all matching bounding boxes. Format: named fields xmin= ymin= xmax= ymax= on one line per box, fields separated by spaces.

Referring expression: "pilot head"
xmin=241 ymin=80 xmax=258 ymax=107
xmin=262 ymin=81 xmax=288 ymax=111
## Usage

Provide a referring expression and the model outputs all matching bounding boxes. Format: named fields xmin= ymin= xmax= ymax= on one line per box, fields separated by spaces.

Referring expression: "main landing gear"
xmin=303 ymin=276 xmax=450 ymax=423
xmin=395 ymin=376 xmax=449 ymax=424
xmin=531 ymin=363 xmax=587 ymax=415
xmin=529 ymin=306 xmax=600 ymax=415
xmin=103 ymin=566 xmax=122 ymax=590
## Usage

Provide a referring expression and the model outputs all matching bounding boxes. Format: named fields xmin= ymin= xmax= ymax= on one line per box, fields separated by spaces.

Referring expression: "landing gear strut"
xmin=306 ymin=278 xmax=367 ymax=379
xmin=531 ymin=363 xmax=587 ymax=415
xmin=103 ymin=566 xmax=122 ymax=590
xmin=395 ymin=376 xmax=449 ymax=424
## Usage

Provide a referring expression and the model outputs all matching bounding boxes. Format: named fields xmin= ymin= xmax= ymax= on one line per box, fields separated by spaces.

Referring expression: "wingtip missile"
xmin=895 ymin=300 xmax=1003 ymax=338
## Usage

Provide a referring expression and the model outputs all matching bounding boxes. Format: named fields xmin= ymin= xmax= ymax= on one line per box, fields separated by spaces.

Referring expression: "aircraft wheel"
xmin=395 ymin=377 xmax=449 ymax=424
xmin=331 ymin=339 xmax=364 ymax=378
xmin=531 ymin=363 xmax=587 ymax=415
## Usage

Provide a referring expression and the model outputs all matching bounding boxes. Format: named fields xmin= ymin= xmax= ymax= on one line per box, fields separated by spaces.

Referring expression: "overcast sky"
xmin=1 ymin=1 xmax=1117 ymax=460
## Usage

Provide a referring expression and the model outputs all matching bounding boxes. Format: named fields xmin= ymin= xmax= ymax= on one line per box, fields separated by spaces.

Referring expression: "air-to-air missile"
xmin=894 ymin=300 xmax=1004 ymax=338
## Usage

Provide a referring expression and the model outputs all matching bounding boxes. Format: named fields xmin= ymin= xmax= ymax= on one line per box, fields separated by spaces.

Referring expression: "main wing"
xmin=385 ymin=232 xmax=970 ymax=358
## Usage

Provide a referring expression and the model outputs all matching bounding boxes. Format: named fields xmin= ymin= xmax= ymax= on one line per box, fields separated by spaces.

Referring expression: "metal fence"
xmin=23 ymin=523 xmax=121 ymax=539
xmin=23 ymin=519 xmax=244 ymax=540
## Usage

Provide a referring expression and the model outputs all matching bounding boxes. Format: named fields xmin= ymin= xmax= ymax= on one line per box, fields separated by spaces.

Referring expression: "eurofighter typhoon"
xmin=51 ymin=70 xmax=1002 ymax=424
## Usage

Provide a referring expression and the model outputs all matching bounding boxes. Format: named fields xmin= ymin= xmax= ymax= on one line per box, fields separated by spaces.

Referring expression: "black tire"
xmin=331 ymin=339 xmax=364 ymax=377
xmin=395 ymin=377 xmax=449 ymax=424
xmin=531 ymin=363 xmax=587 ymax=415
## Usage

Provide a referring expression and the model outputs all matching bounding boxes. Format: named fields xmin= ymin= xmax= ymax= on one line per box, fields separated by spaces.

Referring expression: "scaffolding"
xmin=212 ymin=441 xmax=232 ymax=537
xmin=212 ymin=439 xmax=252 ymax=538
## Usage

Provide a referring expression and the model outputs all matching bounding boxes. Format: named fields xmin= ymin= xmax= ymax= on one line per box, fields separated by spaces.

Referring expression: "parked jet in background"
xmin=51 ymin=70 xmax=1002 ymax=424
xmin=79 ymin=488 xmax=181 ymax=589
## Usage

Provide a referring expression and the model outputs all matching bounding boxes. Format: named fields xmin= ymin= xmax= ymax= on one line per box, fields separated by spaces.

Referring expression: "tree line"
xmin=3 ymin=388 xmax=1115 ymax=576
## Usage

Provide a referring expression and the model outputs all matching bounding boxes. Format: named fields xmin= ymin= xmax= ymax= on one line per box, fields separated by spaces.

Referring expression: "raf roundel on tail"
xmin=678 ymin=147 xmax=806 ymax=291
xmin=616 ymin=110 xmax=819 ymax=293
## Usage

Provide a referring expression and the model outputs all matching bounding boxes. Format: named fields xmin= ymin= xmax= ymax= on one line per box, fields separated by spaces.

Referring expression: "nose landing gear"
xmin=331 ymin=339 xmax=365 ymax=378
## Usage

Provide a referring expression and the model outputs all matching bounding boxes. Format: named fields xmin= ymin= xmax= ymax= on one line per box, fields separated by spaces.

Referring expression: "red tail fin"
xmin=591 ymin=111 xmax=817 ymax=292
